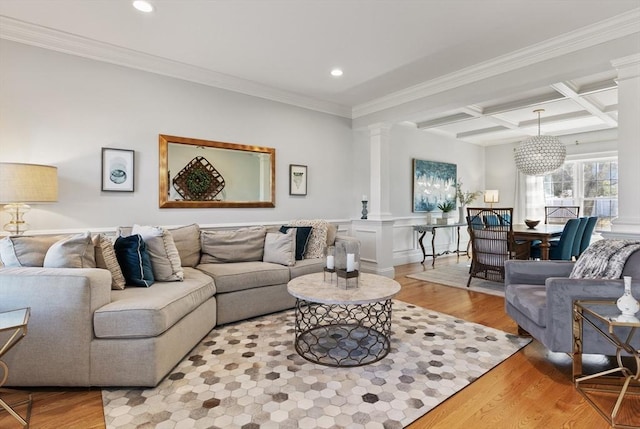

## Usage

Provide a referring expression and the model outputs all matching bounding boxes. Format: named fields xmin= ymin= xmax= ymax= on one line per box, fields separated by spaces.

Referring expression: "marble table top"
xmin=287 ymin=272 xmax=401 ymax=305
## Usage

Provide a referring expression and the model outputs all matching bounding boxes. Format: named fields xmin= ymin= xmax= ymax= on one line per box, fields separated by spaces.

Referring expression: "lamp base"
xmin=3 ymin=203 xmax=30 ymax=235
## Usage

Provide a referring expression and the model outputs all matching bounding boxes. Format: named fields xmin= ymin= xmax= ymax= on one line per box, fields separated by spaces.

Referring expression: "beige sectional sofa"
xmin=0 ymin=220 xmax=352 ymax=387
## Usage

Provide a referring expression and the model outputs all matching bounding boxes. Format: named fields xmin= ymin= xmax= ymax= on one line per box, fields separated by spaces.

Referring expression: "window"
xmin=543 ymin=157 xmax=618 ymax=230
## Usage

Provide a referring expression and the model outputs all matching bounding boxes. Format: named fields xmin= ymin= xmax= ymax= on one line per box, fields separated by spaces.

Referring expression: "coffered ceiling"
xmin=1 ymin=1 xmax=639 ymax=146
xmin=414 ymin=69 xmax=620 ymax=146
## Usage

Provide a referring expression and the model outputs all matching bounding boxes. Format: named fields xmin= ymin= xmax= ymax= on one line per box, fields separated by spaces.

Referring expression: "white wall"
xmin=0 ymin=40 xmax=355 ymax=231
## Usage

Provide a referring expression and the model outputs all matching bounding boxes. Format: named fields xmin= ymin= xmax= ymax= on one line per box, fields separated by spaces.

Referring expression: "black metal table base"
xmin=294 ymin=299 xmax=393 ymax=367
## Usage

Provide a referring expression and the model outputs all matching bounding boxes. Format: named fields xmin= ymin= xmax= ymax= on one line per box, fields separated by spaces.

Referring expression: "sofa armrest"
xmin=505 ymin=260 xmax=575 ymax=286
xmin=544 ymin=277 xmax=640 ymax=352
xmin=0 ymin=267 xmax=112 ymax=385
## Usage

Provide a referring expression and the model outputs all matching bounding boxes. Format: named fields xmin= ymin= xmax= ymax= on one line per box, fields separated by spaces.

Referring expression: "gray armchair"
xmin=504 ymin=250 xmax=640 ymax=355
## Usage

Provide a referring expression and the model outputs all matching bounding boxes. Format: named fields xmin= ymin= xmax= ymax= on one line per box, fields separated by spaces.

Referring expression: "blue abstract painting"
xmin=412 ymin=159 xmax=457 ymax=212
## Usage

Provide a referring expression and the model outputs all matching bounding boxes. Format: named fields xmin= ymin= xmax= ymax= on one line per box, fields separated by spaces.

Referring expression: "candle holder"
xmin=361 ymin=201 xmax=368 ymax=219
xmin=324 ymin=246 xmax=336 ymax=283
xmin=334 ymin=241 xmax=360 ymax=289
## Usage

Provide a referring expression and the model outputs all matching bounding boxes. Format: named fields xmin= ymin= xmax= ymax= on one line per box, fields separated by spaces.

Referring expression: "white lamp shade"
xmin=484 ymin=190 xmax=499 ymax=204
xmin=0 ymin=163 xmax=58 ymax=203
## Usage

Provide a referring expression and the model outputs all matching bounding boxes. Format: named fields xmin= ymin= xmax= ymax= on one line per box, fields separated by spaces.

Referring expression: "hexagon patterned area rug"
xmin=103 ymin=301 xmax=530 ymax=429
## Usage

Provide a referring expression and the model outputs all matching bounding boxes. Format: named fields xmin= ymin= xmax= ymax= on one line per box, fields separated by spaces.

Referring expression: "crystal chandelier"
xmin=514 ymin=109 xmax=566 ymax=176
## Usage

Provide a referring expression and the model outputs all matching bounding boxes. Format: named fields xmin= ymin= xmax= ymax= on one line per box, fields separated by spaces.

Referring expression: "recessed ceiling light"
xmin=330 ymin=68 xmax=343 ymax=77
xmin=133 ymin=1 xmax=154 ymax=13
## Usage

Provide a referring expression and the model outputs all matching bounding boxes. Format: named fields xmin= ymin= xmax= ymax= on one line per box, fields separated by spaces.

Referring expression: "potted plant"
xmin=437 ymin=200 xmax=456 ymax=224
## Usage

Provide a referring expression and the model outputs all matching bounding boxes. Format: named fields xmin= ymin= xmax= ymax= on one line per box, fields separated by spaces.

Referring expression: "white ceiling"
xmin=1 ymin=0 xmax=639 ymax=145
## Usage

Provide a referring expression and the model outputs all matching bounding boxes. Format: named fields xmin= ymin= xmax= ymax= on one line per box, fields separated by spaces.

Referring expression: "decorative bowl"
xmin=525 ymin=219 xmax=540 ymax=229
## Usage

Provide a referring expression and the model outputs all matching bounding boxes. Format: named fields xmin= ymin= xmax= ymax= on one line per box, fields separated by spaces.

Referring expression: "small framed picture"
xmin=102 ymin=148 xmax=135 ymax=192
xmin=289 ymin=164 xmax=307 ymax=196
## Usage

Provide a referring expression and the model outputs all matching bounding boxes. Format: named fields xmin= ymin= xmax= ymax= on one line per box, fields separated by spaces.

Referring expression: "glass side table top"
xmin=577 ymin=300 xmax=640 ymax=328
xmin=0 ymin=308 xmax=30 ymax=333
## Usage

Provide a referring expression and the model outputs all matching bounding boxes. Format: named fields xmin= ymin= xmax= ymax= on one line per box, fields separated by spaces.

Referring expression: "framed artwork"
xmin=102 ymin=148 xmax=135 ymax=192
xmin=412 ymin=159 xmax=457 ymax=212
xmin=289 ymin=164 xmax=307 ymax=196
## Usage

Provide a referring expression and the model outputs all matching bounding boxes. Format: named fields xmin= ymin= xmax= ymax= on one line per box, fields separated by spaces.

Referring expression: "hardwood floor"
xmin=1 ymin=258 xmax=637 ymax=428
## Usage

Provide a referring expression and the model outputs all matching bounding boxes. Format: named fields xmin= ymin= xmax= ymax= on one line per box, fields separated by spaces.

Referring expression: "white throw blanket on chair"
xmin=570 ymin=239 xmax=640 ymax=279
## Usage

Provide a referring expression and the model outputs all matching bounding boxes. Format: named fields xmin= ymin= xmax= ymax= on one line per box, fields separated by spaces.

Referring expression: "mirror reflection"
xmin=159 ymin=134 xmax=276 ymax=208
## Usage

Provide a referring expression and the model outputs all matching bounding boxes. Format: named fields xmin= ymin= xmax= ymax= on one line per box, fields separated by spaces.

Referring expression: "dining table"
xmin=512 ymin=223 xmax=565 ymax=260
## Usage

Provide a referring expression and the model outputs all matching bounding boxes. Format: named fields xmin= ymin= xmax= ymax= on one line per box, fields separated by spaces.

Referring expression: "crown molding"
xmin=352 ymin=8 xmax=640 ymax=119
xmin=0 ymin=16 xmax=352 ymax=119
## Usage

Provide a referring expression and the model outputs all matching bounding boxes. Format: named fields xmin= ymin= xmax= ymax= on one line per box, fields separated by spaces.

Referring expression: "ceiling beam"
xmin=551 ymin=82 xmax=618 ymax=127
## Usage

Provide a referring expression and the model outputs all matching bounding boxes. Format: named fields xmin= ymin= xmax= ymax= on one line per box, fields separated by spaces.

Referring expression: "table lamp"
xmin=484 ymin=190 xmax=499 ymax=209
xmin=0 ymin=162 xmax=58 ymax=235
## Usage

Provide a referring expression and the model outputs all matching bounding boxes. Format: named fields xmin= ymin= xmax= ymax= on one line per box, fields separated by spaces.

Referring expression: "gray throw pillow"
xmin=132 ymin=224 xmax=184 ymax=282
xmin=263 ymin=229 xmax=296 ymax=266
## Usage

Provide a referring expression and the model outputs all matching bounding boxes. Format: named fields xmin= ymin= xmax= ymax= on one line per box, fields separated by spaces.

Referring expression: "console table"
xmin=414 ymin=223 xmax=469 ymax=268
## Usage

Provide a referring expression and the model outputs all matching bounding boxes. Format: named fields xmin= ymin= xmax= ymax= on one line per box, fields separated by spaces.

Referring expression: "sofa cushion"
xmin=197 ymin=261 xmax=290 ymax=294
xmin=279 ymin=225 xmax=311 ymax=260
xmin=288 ymin=219 xmax=329 ymax=259
xmin=505 ymin=284 xmax=547 ymax=327
xmin=132 ymin=224 xmax=184 ymax=282
xmin=263 ymin=229 xmax=296 ymax=266
xmin=94 ymin=267 xmax=215 ymax=338
xmin=200 ymin=226 xmax=267 ymax=263
xmin=169 ymin=224 xmax=201 ymax=267
xmin=114 ymin=235 xmax=155 ymax=287
xmin=0 ymin=234 xmax=64 ymax=267
xmin=289 ymin=257 xmax=325 ymax=279
xmin=43 ymin=231 xmax=96 ymax=268
xmin=93 ymin=233 xmax=126 ymax=290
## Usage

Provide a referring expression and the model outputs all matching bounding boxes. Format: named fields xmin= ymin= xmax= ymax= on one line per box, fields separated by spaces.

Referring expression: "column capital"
xmin=612 ymin=54 xmax=640 ymax=80
xmin=368 ymin=122 xmax=392 ymax=136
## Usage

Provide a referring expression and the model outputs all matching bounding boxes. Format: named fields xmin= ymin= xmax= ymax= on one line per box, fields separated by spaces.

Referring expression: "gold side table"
xmin=0 ymin=307 xmax=32 ymax=429
xmin=573 ymin=300 xmax=639 ymax=429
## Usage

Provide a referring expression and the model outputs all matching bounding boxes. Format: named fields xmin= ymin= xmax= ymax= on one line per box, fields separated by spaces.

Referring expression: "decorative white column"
xmin=605 ymin=54 xmax=640 ymax=239
xmin=368 ymin=123 xmax=393 ymax=220
xmin=353 ymin=123 xmax=395 ymax=278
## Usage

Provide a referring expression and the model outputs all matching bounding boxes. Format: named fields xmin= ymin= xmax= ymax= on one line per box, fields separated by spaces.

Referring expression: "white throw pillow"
xmin=263 ymin=229 xmax=296 ymax=266
xmin=43 ymin=232 xmax=96 ymax=268
xmin=131 ymin=224 xmax=184 ymax=282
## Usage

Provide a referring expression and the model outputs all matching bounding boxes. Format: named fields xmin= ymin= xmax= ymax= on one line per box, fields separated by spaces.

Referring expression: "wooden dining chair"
xmin=466 ymin=207 xmax=529 ymax=286
xmin=544 ymin=206 xmax=580 ymax=224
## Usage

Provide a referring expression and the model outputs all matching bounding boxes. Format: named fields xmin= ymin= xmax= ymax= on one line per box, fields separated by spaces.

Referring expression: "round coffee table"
xmin=287 ymin=272 xmax=400 ymax=367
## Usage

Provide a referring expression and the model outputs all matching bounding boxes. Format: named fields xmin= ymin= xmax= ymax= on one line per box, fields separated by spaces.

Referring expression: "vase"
xmin=458 ymin=206 xmax=466 ymax=224
xmin=617 ymin=276 xmax=640 ymax=317
xmin=425 ymin=212 xmax=432 ymax=224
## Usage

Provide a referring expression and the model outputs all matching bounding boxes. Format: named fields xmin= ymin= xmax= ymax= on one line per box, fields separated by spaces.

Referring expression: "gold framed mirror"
xmin=159 ymin=134 xmax=276 ymax=208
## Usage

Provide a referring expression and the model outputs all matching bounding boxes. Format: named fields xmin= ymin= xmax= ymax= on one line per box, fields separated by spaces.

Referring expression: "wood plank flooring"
xmin=1 ymin=258 xmax=638 ymax=428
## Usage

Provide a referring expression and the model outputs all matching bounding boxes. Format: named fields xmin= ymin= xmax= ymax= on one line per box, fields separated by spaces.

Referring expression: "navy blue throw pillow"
xmin=114 ymin=234 xmax=155 ymax=287
xmin=279 ymin=226 xmax=312 ymax=260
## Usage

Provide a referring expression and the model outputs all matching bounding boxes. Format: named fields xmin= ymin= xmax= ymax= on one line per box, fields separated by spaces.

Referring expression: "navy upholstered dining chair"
xmin=578 ymin=216 xmax=598 ymax=256
xmin=571 ymin=217 xmax=589 ymax=260
xmin=530 ymin=217 xmax=581 ymax=260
